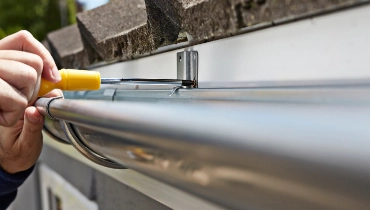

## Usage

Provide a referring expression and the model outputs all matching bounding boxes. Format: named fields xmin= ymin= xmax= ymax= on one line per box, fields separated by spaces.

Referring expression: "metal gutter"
xmin=36 ymin=87 xmax=370 ymax=209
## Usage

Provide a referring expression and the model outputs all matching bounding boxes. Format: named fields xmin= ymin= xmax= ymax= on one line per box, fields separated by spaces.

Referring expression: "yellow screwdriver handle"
xmin=38 ymin=69 xmax=101 ymax=97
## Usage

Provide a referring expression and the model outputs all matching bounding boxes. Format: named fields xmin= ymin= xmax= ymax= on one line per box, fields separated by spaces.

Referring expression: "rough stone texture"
xmin=146 ymin=0 xmax=239 ymax=40
xmin=144 ymin=0 xmax=182 ymax=46
xmin=47 ymin=0 xmax=364 ymax=67
xmin=269 ymin=0 xmax=349 ymax=19
xmin=146 ymin=0 xmax=363 ymax=40
xmin=234 ymin=0 xmax=273 ymax=27
xmin=237 ymin=0 xmax=363 ymax=27
xmin=47 ymin=24 xmax=89 ymax=69
xmin=76 ymin=0 xmax=155 ymax=61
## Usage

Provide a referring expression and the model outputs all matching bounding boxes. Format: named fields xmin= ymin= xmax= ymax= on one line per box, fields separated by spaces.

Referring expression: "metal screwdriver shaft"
xmin=101 ymin=78 xmax=195 ymax=87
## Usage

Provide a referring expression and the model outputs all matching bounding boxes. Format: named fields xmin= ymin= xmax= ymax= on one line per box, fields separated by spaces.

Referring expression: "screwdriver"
xmin=38 ymin=69 xmax=195 ymax=97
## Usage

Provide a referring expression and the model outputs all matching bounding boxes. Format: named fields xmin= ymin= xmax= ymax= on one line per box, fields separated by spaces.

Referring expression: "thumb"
xmin=21 ymin=106 xmax=44 ymax=141
xmin=0 ymin=107 xmax=44 ymax=174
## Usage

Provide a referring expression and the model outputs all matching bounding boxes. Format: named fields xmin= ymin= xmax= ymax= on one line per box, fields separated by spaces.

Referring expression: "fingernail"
xmin=51 ymin=66 xmax=61 ymax=82
xmin=27 ymin=114 xmax=40 ymax=124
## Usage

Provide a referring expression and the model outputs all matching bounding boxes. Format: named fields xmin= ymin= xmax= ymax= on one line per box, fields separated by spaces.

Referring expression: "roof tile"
xmin=46 ymin=0 xmax=365 ymax=68
xmin=47 ymin=24 xmax=89 ymax=69
xmin=76 ymin=0 xmax=155 ymax=61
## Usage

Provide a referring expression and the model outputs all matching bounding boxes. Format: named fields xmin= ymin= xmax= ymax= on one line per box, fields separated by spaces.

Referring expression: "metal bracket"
xmin=102 ymin=51 xmax=198 ymax=97
xmin=177 ymin=51 xmax=198 ymax=88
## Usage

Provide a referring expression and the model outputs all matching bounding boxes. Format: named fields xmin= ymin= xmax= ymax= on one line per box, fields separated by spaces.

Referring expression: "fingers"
xmin=0 ymin=30 xmax=61 ymax=82
xmin=0 ymin=31 xmax=55 ymax=174
xmin=0 ymin=50 xmax=45 ymax=125
xmin=0 ymin=106 xmax=43 ymax=174
xmin=22 ymin=106 xmax=44 ymax=137
xmin=0 ymin=50 xmax=44 ymax=101
xmin=44 ymin=89 xmax=64 ymax=98
xmin=0 ymin=50 xmax=43 ymax=74
xmin=18 ymin=106 xmax=44 ymax=172
xmin=0 ymin=59 xmax=38 ymax=102
xmin=0 ymin=79 xmax=28 ymax=126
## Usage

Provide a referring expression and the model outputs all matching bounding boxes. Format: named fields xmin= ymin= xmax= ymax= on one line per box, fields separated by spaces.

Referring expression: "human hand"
xmin=0 ymin=30 xmax=61 ymax=174
xmin=0 ymin=89 xmax=63 ymax=174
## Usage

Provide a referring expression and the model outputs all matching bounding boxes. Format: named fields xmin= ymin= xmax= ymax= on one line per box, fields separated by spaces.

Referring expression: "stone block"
xmin=48 ymin=0 xmax=363 ymax=67
xmin=233 ymin=0 xmax=273 ymax=28
xmin=47 ymin=24 xmax=89 ymax=69
xmin=145 ymin=0 xmax=239 ymax=40
xmin=76 ymin=0 xmax=155 ymax=61
xmin=144 ymin=0 xmax=181 ymax=46
xmin=145 ymin=0 xmax=362 ymax=41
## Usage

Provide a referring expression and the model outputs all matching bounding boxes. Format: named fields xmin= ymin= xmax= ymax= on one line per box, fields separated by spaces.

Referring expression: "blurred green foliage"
xmin=0 ymin=0 xmax=77 ymax=41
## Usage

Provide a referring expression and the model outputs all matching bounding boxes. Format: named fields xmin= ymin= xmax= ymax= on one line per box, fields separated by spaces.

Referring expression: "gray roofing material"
xmin=76 ymin=0 xmax=155 ymax=62
xmin=146 ymin=0 xmax=239 ymax=40
xmin=145 ymin=0 xmax=181 ymax=47
xmin=47 ymin=24 xmax=89 ymax=69
xmin=45 ymin=0 xmax=367 ymax=68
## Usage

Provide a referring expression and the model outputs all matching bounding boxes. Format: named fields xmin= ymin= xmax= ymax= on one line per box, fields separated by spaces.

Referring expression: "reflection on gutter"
xmin=36 ymin=86 xmax=370 ymax=210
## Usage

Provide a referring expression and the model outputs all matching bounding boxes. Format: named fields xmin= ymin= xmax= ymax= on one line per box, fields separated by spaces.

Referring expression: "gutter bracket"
xmin=177 ymin=51 xmax=198 ymax=88
xmin=169 ymin=50 xmax=198 ymax=96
